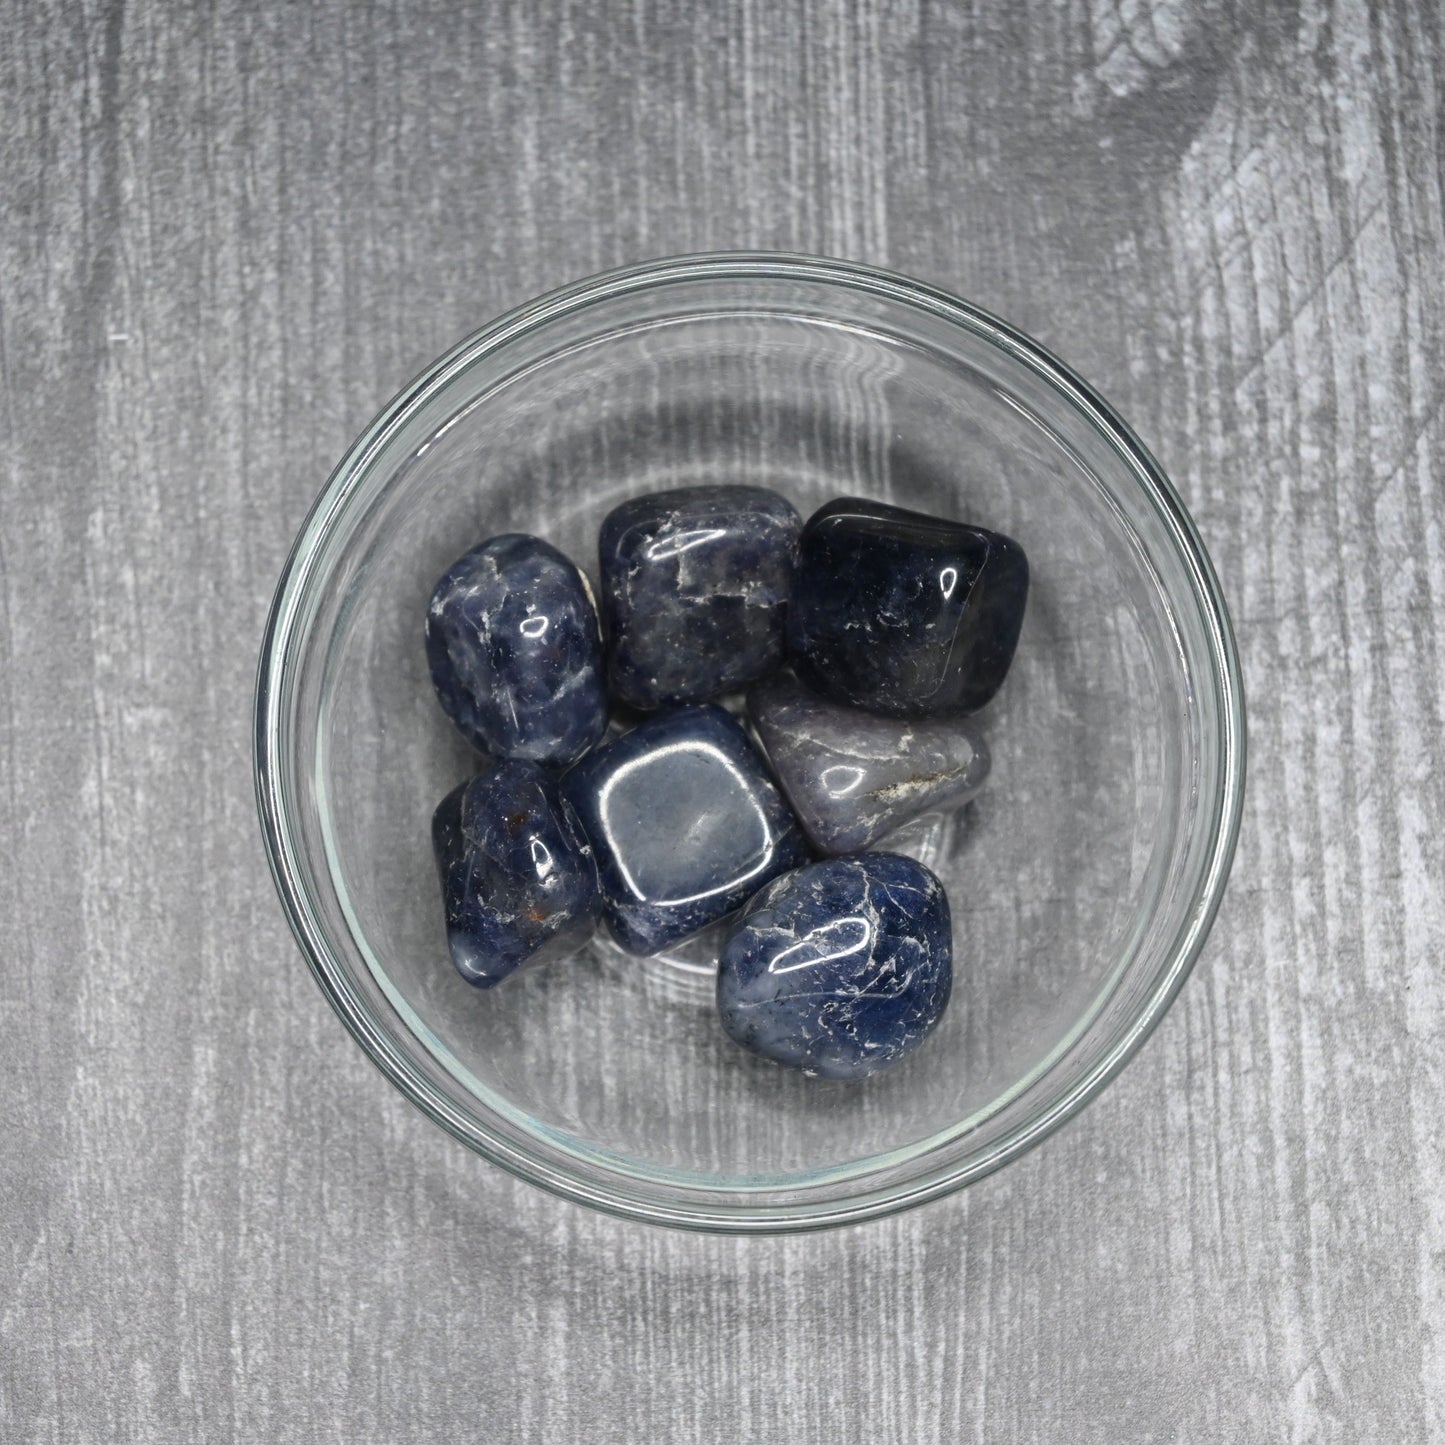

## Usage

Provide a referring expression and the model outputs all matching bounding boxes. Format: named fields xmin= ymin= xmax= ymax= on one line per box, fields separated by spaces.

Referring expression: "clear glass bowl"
xmin=254 ymin=254 xmax=1245 ymax=1232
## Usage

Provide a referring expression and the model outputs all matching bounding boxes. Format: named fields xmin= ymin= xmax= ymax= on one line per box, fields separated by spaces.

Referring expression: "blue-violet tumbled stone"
xmin=787 ymin=498 xmax=1028 ymax=716
xmin=716 ymin=853 xmax=952 ymax=1079
xmin=599 ymin=485 xmax=802 ymax=710
xmin=426 ymin=533 xmax=607 ymax=767
xmin=750 ymin=670 xmax=989 ymax=854
xmin=560 ymin=704 xmax=810 ymax=955
xmin=432 ymin=760 xmax=601 ymax=988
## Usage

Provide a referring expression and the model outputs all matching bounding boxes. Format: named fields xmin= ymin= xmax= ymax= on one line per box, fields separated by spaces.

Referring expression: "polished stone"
xmin=716 ymin=853 xmax=953 ymax=1079
xmin=431 ymin=760 xmax=601 ymax=988
xmin=426 ymin=533 xmax=607 ymax=767
xmin=787 ymin=497 xmax=1028 ymax=716
xmin=599 ymin=484 xmax=801 ymax=710
xmin=749 ymin=670 xmax=990 ymax=853
xmin=560 ymin=703 xmax=810 ymax=955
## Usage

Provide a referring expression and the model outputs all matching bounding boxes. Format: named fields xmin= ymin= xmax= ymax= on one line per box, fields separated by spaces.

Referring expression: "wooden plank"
xmin=1 ymin=0 xmax=1440 ymax=1438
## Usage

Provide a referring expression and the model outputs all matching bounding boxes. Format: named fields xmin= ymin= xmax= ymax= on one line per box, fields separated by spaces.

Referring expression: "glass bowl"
xmin=254 ymin=253 xmax=1245 ymax=1232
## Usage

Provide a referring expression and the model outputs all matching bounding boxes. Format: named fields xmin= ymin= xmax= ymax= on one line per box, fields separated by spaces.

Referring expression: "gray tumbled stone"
xmin=749 ymin=670 xmax=989 ymax=854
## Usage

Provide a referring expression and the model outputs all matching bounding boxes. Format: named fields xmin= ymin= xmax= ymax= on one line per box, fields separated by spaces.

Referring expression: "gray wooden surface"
xmin=3 ymin=1 xmax=1442 ymax=1439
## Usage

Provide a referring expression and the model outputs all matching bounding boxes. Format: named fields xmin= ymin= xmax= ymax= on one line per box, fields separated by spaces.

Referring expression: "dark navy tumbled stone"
xmin=717 ymin=853 xmax=953 ymax=1079
xmin=749 ymin=670 xmax=989 ymax=854
xmin=426 ymin=533 xmax=607 ymax=767
xmin=599 ymin=485 xmax=802 ymax=710
xmin=432 ymin=760 xmax=601 ymax=988
xmin=787 ymin=498 xmax=1028 ymax=717
xmin=560 ymin=704 xmax=810 ymax=956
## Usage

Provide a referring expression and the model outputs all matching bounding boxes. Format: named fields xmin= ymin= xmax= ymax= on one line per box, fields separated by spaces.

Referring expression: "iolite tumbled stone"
xmin=716 ymin=853 xmax=952 ymax=1079
xmin=787 ymin=498 xmax=1028 ymax=717
xmin=598 ymin=485 xmax=802 ymax=710
xmin=426 ymin=533 xmax=607 ymax=767
xmin=432 ymin=760 xmax=601 ymax=988
xmin=560 ymin=704 xmax=810 ymax=956
xmin=749 ymin=670 xmax=990 ymax=853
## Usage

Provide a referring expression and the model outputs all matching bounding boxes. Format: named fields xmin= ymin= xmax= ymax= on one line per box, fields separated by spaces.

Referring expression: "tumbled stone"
xmin=787 ymin=497 xmax=1028 ymax=716
xmin=716 ymin=853 xmax=952 ymax=1079
xmin=426 ymin=533 xmax=607 ymax=767
xmin=749 ymin=670 xmax=990 ymax=853
xmin=599 ymin=485 xmax=801 ymax=710
xmin=432 ymin=760 xmax=601 ymax=988
xmin=560 ymin=704 xmax=810 ymax=955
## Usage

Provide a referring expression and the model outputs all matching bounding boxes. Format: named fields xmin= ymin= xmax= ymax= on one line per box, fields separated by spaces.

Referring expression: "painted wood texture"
xmin=2 ymin=1 xmax=1441 ymax=1439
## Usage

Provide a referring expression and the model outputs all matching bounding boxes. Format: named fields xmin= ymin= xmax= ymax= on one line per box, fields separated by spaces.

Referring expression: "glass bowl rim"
xmin=253 ymin=250 xmax=1247 ymax=1234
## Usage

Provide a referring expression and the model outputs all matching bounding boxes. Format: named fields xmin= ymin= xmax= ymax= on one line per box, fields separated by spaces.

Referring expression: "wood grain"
xmin=2 ymin=0 xmax=1442 ymax=1439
